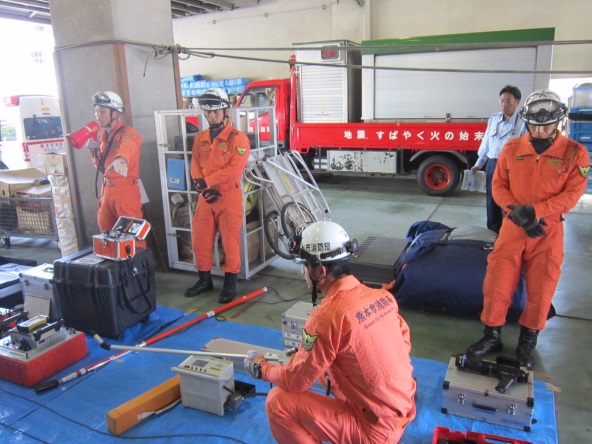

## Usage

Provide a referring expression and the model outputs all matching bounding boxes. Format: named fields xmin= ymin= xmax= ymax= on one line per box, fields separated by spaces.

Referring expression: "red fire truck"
xmin=236 ymin=28 xmax=554 ymax=196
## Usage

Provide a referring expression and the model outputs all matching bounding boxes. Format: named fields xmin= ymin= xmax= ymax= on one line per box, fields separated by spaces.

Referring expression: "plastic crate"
xmin=569 ymin=122 xmax=592 ymax=143
xmin=570 ymin=84 xmax=592 ymax=110
xmin=432 ymin=427 xmax=533 ymax=444
xmin=570 ymin=121 xmax=592 ymax=131
xmin=570 ymin=131 xmax=592 ymax=143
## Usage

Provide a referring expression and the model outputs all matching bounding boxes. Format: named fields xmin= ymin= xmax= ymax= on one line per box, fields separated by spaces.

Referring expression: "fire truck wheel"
xmin=417 ymin=155 xmax=460 ymax=196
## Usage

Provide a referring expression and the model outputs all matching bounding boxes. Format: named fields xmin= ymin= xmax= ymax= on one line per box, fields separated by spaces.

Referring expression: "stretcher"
xmin=244 ymin=151 xmax=331 ymax=258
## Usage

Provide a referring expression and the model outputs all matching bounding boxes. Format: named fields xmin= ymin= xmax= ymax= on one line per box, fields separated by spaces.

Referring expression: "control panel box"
xmin=281 ymin=301 xmax=314 ymax=352
xmin=172 ymin=355 xmax=234 ymax=416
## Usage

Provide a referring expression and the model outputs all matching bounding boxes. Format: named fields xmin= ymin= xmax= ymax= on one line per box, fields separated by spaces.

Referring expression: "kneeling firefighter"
xmin=244 ymin=221 xmax=416 ymax=443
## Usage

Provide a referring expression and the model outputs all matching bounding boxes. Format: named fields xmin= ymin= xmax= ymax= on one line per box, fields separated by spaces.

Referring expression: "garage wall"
xmin=172 ymin=0 xmax=591 ymax=82
xmin=172 ymin=0 xmax=366 ymax=82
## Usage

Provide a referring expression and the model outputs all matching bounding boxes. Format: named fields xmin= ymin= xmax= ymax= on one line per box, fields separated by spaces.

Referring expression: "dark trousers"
xmin=485 ymin=159 xmax=503 ymax=233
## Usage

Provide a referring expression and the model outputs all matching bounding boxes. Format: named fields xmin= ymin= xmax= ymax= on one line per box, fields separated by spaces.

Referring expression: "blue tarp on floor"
xmin=0 ymin=306 xmax=558 ymax=443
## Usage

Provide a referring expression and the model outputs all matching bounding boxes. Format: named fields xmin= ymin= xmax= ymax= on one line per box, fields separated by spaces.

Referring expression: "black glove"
xmin=524 ymin=218 xmax=547 ymax=238
xmin=507 ymin=204 xmax=535 ymax=227
xmin=193 ymin=178 xmax=207 ymax=192
xmin=201 ymin=188 xmax=221 ymax=204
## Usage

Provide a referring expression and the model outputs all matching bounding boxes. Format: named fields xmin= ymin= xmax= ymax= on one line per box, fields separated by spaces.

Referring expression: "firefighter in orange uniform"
xmin=184 ymin=88 xmax=250 ymax=303
xmin=244 ymin=221 xmax=416 ymax=444
xmin=467 ymin=90 xmax=590 ymax=369
xmin=87 ymin=91 xmax=144 ymax=246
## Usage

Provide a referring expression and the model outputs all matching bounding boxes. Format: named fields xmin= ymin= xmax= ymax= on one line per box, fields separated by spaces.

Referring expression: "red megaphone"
xmin=66 ymin=121 xmax=100 ymax=149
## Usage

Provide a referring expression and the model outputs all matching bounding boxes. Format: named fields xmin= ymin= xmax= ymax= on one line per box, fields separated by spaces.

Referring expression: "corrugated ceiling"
xmin=0 ymin=1 xmax=257 ymax=25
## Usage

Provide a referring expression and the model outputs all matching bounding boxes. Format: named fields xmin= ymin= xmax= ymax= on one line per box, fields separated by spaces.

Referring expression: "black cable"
xmin=243 ymin=392 xmax=269 ymax=399
xmin=53 ymin=37 xmax=592 ymax=77
xmin=553 ymin=313 xmax=592 ymax=322
xmin=0 ymin=422 xmax=49 ymax=443
xmin=182 ymin=48 xmax=592 ymax=76
xmin=0 ymin=385 xmax=248 ymax=443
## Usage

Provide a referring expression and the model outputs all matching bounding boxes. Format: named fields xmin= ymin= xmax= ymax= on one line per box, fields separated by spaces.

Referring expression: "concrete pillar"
xmin=48 ymin=0 xmax=179 ymax=257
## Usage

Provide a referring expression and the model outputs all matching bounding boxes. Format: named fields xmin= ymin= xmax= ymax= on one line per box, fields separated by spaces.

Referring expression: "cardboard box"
xmin=0 ymin=168 xmax=46 ymax=197
xmin=15 ymin=184 xmax=52 ymax=212
xmin=15 ymin=184 xmax=52 ymax=199
xmin=45 ymin=153 xmax=68 ymax=176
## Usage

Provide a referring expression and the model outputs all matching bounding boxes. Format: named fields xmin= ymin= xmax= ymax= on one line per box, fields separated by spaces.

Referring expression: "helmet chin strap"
xmin=102 ymin=110 xmax=119 ymax=130
xmin=310 ymin=282 xmax=319 ymax=307
xmin=208 ymin=109 xmax=229 ymax=132
xmin=531 ymin=129 xmax=557 ymax=154
xmin=307 ymin=264 xmax=326 ymax=307
xmin=209 ymin=120 xmax=226 ymax=131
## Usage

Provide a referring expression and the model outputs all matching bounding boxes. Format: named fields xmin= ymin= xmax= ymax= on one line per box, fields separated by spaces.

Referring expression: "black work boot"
xmin=516 ymin=326 xmax=539 ymax=370
xmin=184 ymin=271 xmax=214 ymax=297
xmin=218 ymin=273 xmax=237 ymax=303
xmin=466 ymin=325 xmax=503 ymax=357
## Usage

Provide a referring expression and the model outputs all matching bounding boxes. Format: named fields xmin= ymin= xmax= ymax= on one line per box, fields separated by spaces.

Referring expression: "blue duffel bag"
xmin=390 ymin=221 xmax=554 ymax=322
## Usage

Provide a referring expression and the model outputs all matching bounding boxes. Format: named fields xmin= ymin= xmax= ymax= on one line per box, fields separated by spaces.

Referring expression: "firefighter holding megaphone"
xmin=68 ymin=91 xmax=144 ymax=243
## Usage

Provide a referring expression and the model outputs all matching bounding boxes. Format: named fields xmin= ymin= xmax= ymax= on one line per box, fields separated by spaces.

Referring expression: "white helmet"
xmin=292 ymin=221 xmax=358 ymax=265
xmin=198 ymin=88 xmax=231 ymax=110
xmin=92 ymin=91 xmax=124 ymax=113
xmin=520 ymin=89 xmax=567 ymax=125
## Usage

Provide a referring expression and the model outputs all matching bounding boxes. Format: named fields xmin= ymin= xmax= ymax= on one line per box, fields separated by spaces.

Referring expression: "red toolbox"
xmin=93 ymin=216 xmax=151 ymax=261
xmin=433 ymin=427 xmax=533 ymax=444
xmin=0 ymin=328 xmax=87 ymax=387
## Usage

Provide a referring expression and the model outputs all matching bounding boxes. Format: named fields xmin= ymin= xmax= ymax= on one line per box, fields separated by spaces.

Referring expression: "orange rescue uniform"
xmin=90 ymin=122 xmax=143 ymax=234
xmin=190 ymin=124 xmax=250 ymax=273
xmin=482 ymin=132 xmax=590 ymax=330
xmin=260 ymin=275 xmax=416 ymax=444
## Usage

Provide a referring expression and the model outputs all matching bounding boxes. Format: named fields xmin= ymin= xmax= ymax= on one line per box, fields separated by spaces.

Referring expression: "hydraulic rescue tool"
xmin=93 ymin=333 xmax=279 ymax=417
xmin=455 ymin=353 xmax=529 ymax=394
xmin=0 ymin=313 xmax=87 ymax=387
xmin=34 ymin=287 xmax=267 ymax=393
xmin=442 ymin=354 xmax=535 ymax=432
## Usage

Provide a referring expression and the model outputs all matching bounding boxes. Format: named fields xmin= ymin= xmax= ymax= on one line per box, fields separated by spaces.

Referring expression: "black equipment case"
xmin=53 ymin=247 xmax=156 ymax=339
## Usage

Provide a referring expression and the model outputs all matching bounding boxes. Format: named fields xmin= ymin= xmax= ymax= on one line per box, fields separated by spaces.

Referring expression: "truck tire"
xmin=417 ymin=155 xmax=460 ymax=196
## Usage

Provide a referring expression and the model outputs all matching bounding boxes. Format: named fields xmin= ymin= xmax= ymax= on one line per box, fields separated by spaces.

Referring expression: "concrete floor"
xmin=3 ymin=174 xmax=591 ymax=443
